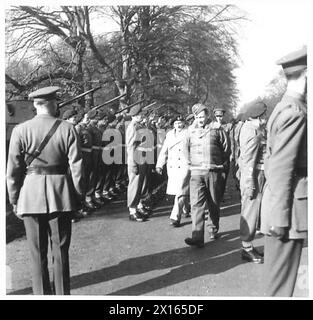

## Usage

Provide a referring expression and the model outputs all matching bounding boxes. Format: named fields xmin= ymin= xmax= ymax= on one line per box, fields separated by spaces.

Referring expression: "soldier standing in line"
xmin=238 ymin=99 xmax=267 ymax=264
xmin=93 ymin=110 xmax=109 ymax=206
xmin=101 ymin=113 xmax=119 ymax=200
xmin=84 ymin=109 xmax=103 ymax=210
xmin=75 ymin=111 xmax=95 ymax=214
xmin=62 ymin=110 xmax=88 ymax=222
xmin=114 ymin=114 xmax=127 ymax=193
xmin=6 ymin=87 xmax=84 ymax=295
xmin=126 ymin=104 xmax=150 ymax=222
xmin=261 ymin=46 xmax=307 ymax=296
xmin=183 ymin=103 xmax=230 ymax=248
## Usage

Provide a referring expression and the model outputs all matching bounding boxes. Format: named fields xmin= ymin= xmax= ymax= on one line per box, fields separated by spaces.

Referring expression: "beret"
xmin=129 ymin=104 xmax=142 ymax=116
xmin=29 ymin=86 xmax=60 ymax=101
xmin=170 ymin=114 xmax=184 ymax=125
xmin=276 ymin=45 xmax=307 ymax=75
xmin=62 ymin=109 xmax=77 ymax=120
xmin=192 ymin=103 xmax=208 ymax=116
xmin=244 ymin=99 xmax=267 ymax=119
xmin=86 ymin=109 xmax=97 ymax=119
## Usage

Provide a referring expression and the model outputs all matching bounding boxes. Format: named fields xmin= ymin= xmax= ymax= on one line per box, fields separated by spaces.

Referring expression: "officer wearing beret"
xmin=126 ymin=104 xmax=150 ymax=221
xmin=238 ymin=98 xmax=267 ymax=264
xmin=6 ymin=86 xmax=84 ymax=294
xmin=261 ymin=46 xmax=307 ymax=296
xmin=183 ymin=103 xmax=230 ymax=247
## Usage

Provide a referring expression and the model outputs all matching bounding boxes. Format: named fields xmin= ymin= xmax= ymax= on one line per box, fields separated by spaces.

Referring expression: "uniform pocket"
xmin=292 ymin=177 xmax=307 ymax=232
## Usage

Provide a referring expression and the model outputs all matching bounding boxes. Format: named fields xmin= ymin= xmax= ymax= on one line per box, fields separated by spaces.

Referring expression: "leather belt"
xmin=26 ymin=165 xmax=68 ymax=175
xmin=81 ymin=147 xmax=92 ymax=152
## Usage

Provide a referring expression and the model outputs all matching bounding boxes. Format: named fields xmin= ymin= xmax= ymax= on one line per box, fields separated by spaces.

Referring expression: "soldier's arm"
xmin=242 ymin=130 xmax=259 ymax=180
xmin=219 ymin=128 xmax=231 ymax=164
xmin=67 ymin=125 xmax=85 ymax=201
xmin=267 ymin=107 xmax=306 ymax=227
xmin=6 ymin=127 xmax=25 ymax=205
xmin=156 ymin=133 xmax=169 ymax=169
xmin=181 ymin=129 xmax=191 ymax=165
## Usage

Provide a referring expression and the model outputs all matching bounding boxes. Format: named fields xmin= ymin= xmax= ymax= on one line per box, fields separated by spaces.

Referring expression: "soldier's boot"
xmin=102 ymin=190 xmax=113 ymax=201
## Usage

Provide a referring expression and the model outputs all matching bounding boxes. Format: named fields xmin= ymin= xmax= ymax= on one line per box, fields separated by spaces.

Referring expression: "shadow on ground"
xmin=8 ymin=229 xmax=245 ymax=295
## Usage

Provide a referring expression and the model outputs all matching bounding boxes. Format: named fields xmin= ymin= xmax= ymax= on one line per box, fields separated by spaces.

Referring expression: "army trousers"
xmin=190 ymin=170 xmax=223 ymax=242
xmin=240 ymin=169 xmax=265 ymax=242
xmin=263 ymin=235 xmax=304 ymax=296
xmin=127 ymin=163 xmax=149 ymax=209
xmin=23 ymin=212 xmax=72 ymax=295
xmin=86 ymin=149 xmax=101 ymax=197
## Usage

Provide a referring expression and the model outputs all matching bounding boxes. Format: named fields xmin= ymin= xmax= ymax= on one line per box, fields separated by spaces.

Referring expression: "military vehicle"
xmin=5 ymin=86 xmax=102 ymax=149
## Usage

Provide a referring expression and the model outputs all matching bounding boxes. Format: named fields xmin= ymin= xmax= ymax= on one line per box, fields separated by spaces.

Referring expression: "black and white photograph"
xmin=3 ymin=0 xmax=311 ymax=300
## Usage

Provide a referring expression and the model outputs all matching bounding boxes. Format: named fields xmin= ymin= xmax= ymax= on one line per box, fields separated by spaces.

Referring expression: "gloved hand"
xmin=269 ymin=226 xmax=288 ymax=240
xmin=156 ymin=167 xmax=163 ymax=175
xmin=132 ymin=165 xmax=139 ymax=175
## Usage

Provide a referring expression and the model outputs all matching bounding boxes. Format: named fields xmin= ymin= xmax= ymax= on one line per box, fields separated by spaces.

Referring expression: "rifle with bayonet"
xmin=114 ymin=98 xmax=146 ymax=115
xmin=58 ymin=86 xmax=102 ymax=108
xmin=92 ymin=92 xmax=127 ymax=111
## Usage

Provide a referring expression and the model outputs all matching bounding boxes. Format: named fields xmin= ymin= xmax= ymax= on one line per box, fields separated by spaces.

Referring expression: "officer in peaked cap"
xmin=213 ymin=107 xmax=226 ymax=116
xmin=28 ymin=86 xmax=60 ymax=101
xmin=7 ymin=85 xmax=84 ymax=294
xmin=261 ymin=46 xmax=307 ymax=296
xmin=212 ymin=107 xmax=226 ymax=129
xmin=276 ymin=45 xmax=307 ymax=76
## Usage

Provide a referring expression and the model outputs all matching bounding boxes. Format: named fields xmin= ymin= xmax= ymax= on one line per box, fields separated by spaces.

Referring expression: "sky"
xmin=231 ymin=0 xmax=310 ymax=107
xmin=3 ymin=0 xmax=310 ymax=107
